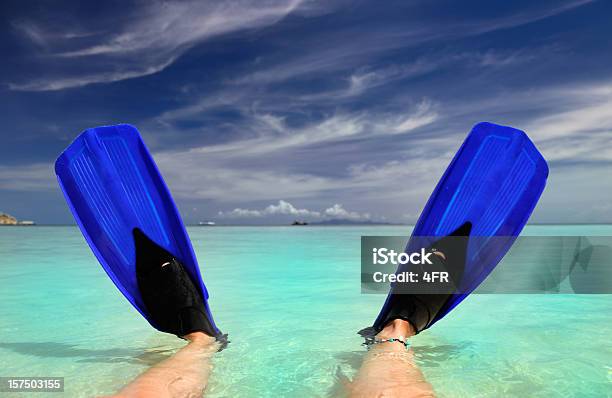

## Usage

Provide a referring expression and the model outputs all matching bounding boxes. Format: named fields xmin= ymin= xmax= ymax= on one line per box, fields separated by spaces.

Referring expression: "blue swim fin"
xmin=55 ymin=124 xmax=222 ymax=338
xmin=370 ymin=122 xmax=548 ymax=334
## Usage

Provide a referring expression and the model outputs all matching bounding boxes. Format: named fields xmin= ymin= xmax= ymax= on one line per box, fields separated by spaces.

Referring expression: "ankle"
xmin=182 ymin=331 xmax=215 ymax=345
xmin=377 ymin=319 xmax=415 ymax=340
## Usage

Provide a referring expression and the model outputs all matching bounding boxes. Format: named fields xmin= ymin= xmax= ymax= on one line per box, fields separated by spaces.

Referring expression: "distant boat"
xmin=198 ymin=221 xmax=216 ymax=226
xmin=291 ymin=220 xmax=308 ymax=226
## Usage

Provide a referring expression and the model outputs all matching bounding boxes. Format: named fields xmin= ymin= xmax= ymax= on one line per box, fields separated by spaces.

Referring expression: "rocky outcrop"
xmin=0 ymin=212 xmax=35 ymax=225
xmin=0 ymin=213 xmax=18 ymax=225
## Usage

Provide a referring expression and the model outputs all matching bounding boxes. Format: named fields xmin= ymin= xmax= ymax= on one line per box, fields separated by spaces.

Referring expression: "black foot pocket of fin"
xmin=371 ymin=222 xmax=472 ymax=335
xmin=133 ymin=228 xmax=218 ymax=338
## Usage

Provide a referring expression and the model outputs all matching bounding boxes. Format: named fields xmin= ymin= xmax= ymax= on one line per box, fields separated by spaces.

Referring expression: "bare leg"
xmin=109 ymin=332 xmax=219 ymax=398
xmin=348 ymin=320 xmax=435 ymax=398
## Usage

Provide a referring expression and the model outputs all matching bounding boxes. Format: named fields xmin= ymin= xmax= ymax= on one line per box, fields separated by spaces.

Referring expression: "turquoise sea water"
xmin=1 ymin=225 xmax=610 ymax=397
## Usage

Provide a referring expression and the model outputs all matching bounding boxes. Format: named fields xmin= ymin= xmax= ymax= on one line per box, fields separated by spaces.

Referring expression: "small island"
xmin=309 ymin=219 xmax=399 ymax=226
xmin=0 ymin=212 xmax=35 ymax=225
xmin=291 ymin=220 xmax=309 ymax=226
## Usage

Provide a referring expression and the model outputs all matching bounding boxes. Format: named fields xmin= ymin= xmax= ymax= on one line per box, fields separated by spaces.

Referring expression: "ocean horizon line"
xmin=3 ymin=223 xmax=612 ymax=227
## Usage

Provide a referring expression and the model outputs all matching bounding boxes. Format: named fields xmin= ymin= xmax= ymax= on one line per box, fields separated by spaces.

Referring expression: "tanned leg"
xmin=348 ymin=320 xmax=435 ymax=398
xmin=109 ymin=332 xmax=218 ymax=398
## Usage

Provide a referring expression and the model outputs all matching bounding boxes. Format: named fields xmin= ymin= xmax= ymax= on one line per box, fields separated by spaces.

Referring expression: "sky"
xmin=1 ymin=0 xmax=611 ymax=225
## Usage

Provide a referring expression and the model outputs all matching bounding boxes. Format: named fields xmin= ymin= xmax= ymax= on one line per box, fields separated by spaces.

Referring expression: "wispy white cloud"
xmin=8 ymin=0 xmax=591 ymax=92
xmin=157 ymin=162 xmax=333 ymax=202
xmin=7 ymin=76 xmax=611 ymax=224
xmin=464 ymin=0 xmax=594 ymax=37
xmin=463 ymin=80 xmax=612 ymax=164
xmin=12 ymin=20 xmax=100 ymax=48
xmin=344 ymin=62 xmax=440 ymax=97
xmin=392 ymin=100 xmax=438 ymax=133
xmin=154 ymin=141 xmax=445 ymax=210
xmin=160 ymin=98 xmax=438 ymax=157
xmin=0 ymin=163 xmax=55 ymax=191
xmin=476 ymin=49 xmax=532 ymax=67
xmin=527 ymin=95 xmax=612 ymax=163
xmin=525 ymin=84 xmax=612 ymax=139
xmin=58 ymin=1 xmax=303 ymax=58
xmin=2 ymin=0 xmax=610 ymax=227
xmin=12 ymin=21 xmax=49 ymax=46
xmin=8 ymin=57 xmax=178 ymax=91
xmin=294 ymin=59 xmax=443 ymax=101
xmin=149 ymin=75 xmax=612 ymax=223
xmin=151 ymin=46 xmax=540 ymax=131
xmin=9 ymin=0 xmax=305 ymax=91
xmin=232 ymin=1 xmax=592 ymax=87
